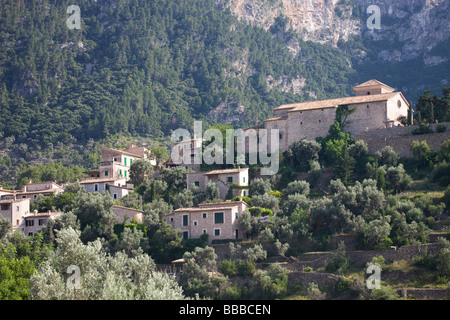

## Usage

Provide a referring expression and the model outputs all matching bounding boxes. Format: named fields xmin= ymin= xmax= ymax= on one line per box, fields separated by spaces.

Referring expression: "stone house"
xmin=165 ymin=200 xmax=249 ymax=243
xmin=186 ymin=167 xmax=249 ymax=199
xmin=108 ymin=184 xmax=132 ymax=200
xmin=79 ymin=177 xmax=127 ymax=194
xmin=171 ymin=138 xmax=204 ymax=171
xmin=0 ymin=181 xmax=64 ymax=204
xmin=0 ymin=198 xmax=30 ymax=233
xmin=113 ymin=205 xmax=144 ymax=224
xmin=85 ymin=144 xmax=156 ymax=181
xmin=23 ymin=210 xmax=62 ymax=236
xmin=254 ymin=79 xmax=411 ymax=153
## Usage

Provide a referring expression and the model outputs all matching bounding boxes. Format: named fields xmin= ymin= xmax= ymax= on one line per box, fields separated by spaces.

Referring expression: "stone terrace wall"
xmin=346 ymin=243 xmax=441 ymax=267
xmin=288 ymin=271 xmax=340 ymax=288
xmin=355 ymin=122 xmax=450 ymax=158
xmin=397 ymin=288 xmax=448 ymax=300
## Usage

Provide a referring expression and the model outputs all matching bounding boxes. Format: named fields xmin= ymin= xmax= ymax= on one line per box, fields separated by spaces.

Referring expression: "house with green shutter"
xmin=165 ymin=200 xmax=249 ymax=243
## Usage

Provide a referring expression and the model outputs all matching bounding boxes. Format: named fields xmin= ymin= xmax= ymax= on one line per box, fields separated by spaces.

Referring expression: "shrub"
xmin=232 ymin=196 xmax=253 ymax=207
xmin=436 ymin=124 xmax=446 ymax=133
xmin=236 ymin=260 xmax=256 ymax=277
xmin=374 ymin=238 xmax=393 ymax=251
xmin=325 ymin=254 xmax=349 ymax=274
xmin=218 ymin=259 xmax=237 ymax=277
xmin=304 ymin=266 xmax=313 ymax=272
xmin=412 ymin=124 xmax=433 ymax=135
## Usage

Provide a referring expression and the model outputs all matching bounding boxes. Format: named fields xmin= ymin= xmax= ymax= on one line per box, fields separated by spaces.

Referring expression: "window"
xmin=130 ymin=159 xmax=133 ymax=166
xmin=235 ymin=229 xmax=239 ymax=239
xmin=114 ymin=158 xmax=117 ymax=161
xmin=113 ymin=193 xmax=118 ymax=199
xmin=119 ymin=170 xmax=122 ymax=176
xmin=367 ymin=104 xmax=370 ymax=108
xmin=243 ymin=177 xmax=245 ymax=183
xmin=202 ymin=213 xmax=207 ymax=219
xmin=16 ymin=206 xmax=19 ymax=212
xmin=203 ymin=229 xmax=207 ymax=234
xmin=194 ymin=181 xmax=200 ymax=187
xmin=16 ymin=219 xmax=19 ymax=225
xmin=183 ymin=231 xmax=189 ymax=239
xmin=227 ymin=177 xmax=233 ymax=183
xmin=26 ymin=220 xmax=34 ymax=227
xmin=28 ymin=233 xmax=33 ymax=236
xmin=243 ymin=190 xmax=246 ymax=196
xmin=94 ymin=184 xmax=99 ymax=192
xmin=170 ymin=217 xmax=174 ymax=222
xmin=235 ymin=212 xmax=238 ymax=219
xmin=193 ymin=221 xmax=198 ymax=226
xmin=105 ymin=171 xmax=109 ymax=176
xmin=124 ymin=157 xmax=127 ymax=166
xmin=183 ymin=215 xmax=189 ymax=226
xmin=39 ymin=219 xmax=45 ymax=226
xmin=279 ymin=133 xmax=283 ymax=140
xmin=214 ymin=212 xmax=224 ymax=224
xmin=367 ymin=92 xmax=371 ymax=95
xmin=214 ymin=229 xmax=220 ymax=236
xmin=124 ymin=171 xmax=127 ymax=178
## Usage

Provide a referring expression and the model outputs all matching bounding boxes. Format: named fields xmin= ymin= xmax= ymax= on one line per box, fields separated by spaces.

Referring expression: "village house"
xmin=250 ymin=79 xmax=411 ymax=153
xmin=79 ymin=177 xmax=128 ymax=194
xmin=0 ymin=181 xmax=64 ymax=204
xmin=23 ymin=210 xmax=62 ymax=236
xmin=0 ymin=198 xmax=30 ymax=233
xmin=82 ymin=144 xmax=156 ymax=199
xmin=165 ymin=200 xmax=249 ymax=243
xmin=113 ymin=205 xmax=144 ymax=224
xmin=186 ymin=167 xmax=249 ymax=200
xmin=170 ymin=138 xmax=204 ymax=171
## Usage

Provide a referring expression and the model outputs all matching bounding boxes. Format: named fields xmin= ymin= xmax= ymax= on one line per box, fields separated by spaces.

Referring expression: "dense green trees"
xmin=0 ymin=0 xmax=357 ymax=150
xmin=29 ymin=227 xmax=184 ymax=300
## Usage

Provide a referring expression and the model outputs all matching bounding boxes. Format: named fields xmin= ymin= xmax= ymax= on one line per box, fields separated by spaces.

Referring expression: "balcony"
xmin=100 ymin=161 xmax=114 ymax=167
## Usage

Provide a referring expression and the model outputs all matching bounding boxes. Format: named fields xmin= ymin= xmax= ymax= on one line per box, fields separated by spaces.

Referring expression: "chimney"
xmin=22 ymin=185 xmax=27 ymax=192
xmin=139 ymin=195 xmax=143 ymax=211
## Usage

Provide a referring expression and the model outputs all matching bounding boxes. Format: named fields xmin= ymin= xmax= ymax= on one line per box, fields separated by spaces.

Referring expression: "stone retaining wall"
xmin=355 ymin=122 xmax=450 ymax=158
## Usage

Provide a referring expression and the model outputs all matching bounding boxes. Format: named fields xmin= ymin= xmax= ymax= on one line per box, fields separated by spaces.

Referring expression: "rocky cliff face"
xmin=215 ymin=0 xmax=450 ymax=65
xmin=215 ymin=0 xmax=360 ymax=46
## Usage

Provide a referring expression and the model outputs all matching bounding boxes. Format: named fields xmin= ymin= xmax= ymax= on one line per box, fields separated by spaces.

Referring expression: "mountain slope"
xmin=216 ymin=0 xmax=450 ymax=101
xmin=0 ymin=0 xmax=448 ymax=149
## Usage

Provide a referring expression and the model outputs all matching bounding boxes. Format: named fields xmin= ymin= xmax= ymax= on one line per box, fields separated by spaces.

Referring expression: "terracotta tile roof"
xmin=113 ymin=205 xmax=144 ymax=213
xmin=352 ymin=79 xmax=395 ymax=90
xmin=172 ymin=206 xmax=235 ymax=213
xmin=80 ymin=177 xmax=125 ymax=184
xmin=102 ymin=147 xmax=143 ymax=158
xmin=25 ymin=211 xmax=62 ymax=218
xmin=274 ymin=92 xmax=408 ymax=112
xmin=203 ymin=168 xmax=248 ymax=175
xmin=264 ymin=116 xmax=286 ymax=122
xmin=0 ymin=198 xmax=29 ymax=204
xmin=198 ymin=200 xmax=249 ymax=208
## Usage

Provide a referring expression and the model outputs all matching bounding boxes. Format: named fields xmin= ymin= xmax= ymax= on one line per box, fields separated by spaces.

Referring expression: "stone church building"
xmin=260 ymin=79 xmax=410 ymax=152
